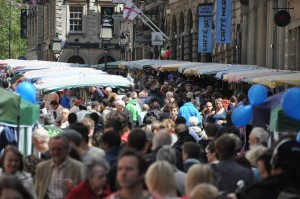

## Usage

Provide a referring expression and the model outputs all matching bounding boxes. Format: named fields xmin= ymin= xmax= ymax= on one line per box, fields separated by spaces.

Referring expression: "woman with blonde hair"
xmin=161 ymin=118 xmax=175 ymax=133
xmin=161 ymin=118 xmax=177 ymax=144
xmin=213 ymin=98 xmax=227 ymax=128
xmin=108 ymin=92 xmax=119 ymax=107
xmin=185 ymin=164 xmax=214 ymax=194
xmin=189 ymin=183 xmax=219 ymax=199
xmin=145 ymin=160 xmax=177 ymax=198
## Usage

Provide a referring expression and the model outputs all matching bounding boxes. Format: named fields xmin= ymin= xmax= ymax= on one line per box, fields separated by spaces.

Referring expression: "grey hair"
xmin=189 ymin=116 xmax=199 ymax=126
xmin=32 ymin=128 xmax=50 ymax=142
xmin=43 ymin=114 xmax=54 ymax=125
xmin=157 ymin=145 xmax=177 ymax=165
xmin=250 ymin=127 xmax=269 ymax=145
xmin=246 ymin=145 xmax=268 ymax=166
xmin=151 ymin=129 xmax=172 ymax=151
xmin=84 ymin=158 xmax=110 ymax=180
xmin=166 ymin=91 xmax=174 ymax=98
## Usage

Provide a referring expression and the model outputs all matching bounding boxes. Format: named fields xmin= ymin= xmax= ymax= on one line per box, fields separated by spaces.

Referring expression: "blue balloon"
xmin=232 ymin=105 xmax=253 ymax=126
xmin=248 ymin=84 xmax=268 ymax=106
xmin=16 ymin=82 xmax=36 ymax=103
xmin=281 ymin=87 xmax=300 ymax=121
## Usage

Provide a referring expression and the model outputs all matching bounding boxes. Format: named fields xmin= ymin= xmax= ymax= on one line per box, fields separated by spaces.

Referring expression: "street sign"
xmin=151 ymin=32 xmax=163 ymax=46
xmin=113 ymin=0 xmax=125 ymax=3
xmin=135 ymin=31 xmax=151 ymax=45
xmin=99 ymin=43 xmax=120 ymax=49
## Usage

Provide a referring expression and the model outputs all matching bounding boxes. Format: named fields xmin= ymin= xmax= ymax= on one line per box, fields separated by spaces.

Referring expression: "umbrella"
xmin=0 ymin=88 xmax=39 ymax=156
xmin=0 ymin=89 xmax=20 ymax=125
xmin=0 ymin=88 xmax=40 ymax=127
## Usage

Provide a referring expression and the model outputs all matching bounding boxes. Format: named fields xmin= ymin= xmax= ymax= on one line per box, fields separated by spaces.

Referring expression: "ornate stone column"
xmin=247 ymin=0 xmax=257 ymax=64
xmin=256 ymin=1 xmax=267 ymax=66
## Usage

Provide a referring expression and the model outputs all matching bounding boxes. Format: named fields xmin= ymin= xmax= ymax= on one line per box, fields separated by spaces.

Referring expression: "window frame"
xmin=67 ymin=4 xmax=86 ymax=34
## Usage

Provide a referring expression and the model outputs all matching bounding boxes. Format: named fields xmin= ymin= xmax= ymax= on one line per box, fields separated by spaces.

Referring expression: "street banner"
xmin=216 ymin=0 xmax=232 ymax=43
xmin=20 ymin=9 xmax=27 ymax=39
xmin=198 ymin=4 xmax=213 ymax=53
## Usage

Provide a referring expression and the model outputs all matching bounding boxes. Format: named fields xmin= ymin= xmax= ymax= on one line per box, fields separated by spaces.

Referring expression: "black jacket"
xmin=172 ymin=133 xmax=197 ymax=171
xmin=245 ymin=173 xmax=300 ymax=199
xmin=211 ymin=159 xmax=256 ymax=194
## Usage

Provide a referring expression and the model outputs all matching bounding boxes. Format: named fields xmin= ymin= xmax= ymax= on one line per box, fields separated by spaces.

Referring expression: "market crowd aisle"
xmin=1 ymin=68 xmax=300 ymax=199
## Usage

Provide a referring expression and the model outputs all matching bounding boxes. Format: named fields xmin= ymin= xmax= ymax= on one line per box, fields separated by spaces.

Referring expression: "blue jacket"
xmin=178 ymin=102 xmax=202 ymax=126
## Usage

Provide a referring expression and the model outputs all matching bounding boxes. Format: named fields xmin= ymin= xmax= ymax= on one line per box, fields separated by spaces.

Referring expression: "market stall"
xmin=252 ymin=72 xmax=300 ymax=88
xmin=0 ymin=88 xmax=40 ymax=155
xmin=119 ymin=59 xmax=182 ymax=70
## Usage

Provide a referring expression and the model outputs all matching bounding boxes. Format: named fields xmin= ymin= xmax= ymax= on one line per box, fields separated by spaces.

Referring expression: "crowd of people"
xmin=0 ymin=71 xmax=300 ymax=199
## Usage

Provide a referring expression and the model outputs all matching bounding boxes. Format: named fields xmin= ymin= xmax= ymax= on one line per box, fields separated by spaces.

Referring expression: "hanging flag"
xmin=198 ymin=4 xmax=213 ymax=53
xmin=216 ymin=0 xmax=232 ymax=43
xmin=122 ymin=0 xmax=139 ymax=20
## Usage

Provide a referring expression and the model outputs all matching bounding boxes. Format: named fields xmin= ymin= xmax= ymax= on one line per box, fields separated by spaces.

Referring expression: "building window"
xmin=69 ymin=7 xmax=83 ymax=31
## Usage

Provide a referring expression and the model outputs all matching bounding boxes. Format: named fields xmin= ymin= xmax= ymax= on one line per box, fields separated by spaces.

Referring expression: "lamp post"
xmin=100 ymin=19 xmax=113 ymax=71
xmin=119 ymin=33 xmax=127 ymax=60
xmin=51 ymin=33 xmax=62 ymax=61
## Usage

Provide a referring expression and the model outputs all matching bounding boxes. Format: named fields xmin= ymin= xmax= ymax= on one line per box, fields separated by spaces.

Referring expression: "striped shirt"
xmin=47 ymin=161 xmax=66 ymax=199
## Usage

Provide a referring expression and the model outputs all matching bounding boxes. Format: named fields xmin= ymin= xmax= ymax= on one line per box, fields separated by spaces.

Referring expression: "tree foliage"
xmin=0 ymin=0 xmax=27 ymax=59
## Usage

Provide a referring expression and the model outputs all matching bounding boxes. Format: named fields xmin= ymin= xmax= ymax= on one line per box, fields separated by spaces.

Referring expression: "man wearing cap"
xmin=245 ymin=138 xmax=300 ymax=199
xmin=178 ymin=92 xmax=202 ymax=126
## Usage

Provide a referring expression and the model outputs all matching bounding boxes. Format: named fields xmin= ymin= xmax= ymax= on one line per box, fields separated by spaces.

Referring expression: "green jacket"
xmin=126 ymin=99 xmax=141 ymax=122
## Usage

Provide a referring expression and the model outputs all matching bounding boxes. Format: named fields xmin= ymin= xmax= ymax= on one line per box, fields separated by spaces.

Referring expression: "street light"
xmin=51 ymin=33 xmax=62 ymax=61
xmin=100 ymin=19 xmax=113 ymax=71
xmin=119 ymin=33 xmax=127 ymax=60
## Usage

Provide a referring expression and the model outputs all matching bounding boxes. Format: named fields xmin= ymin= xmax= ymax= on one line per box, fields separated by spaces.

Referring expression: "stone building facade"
xmin=25 ymin=0 xmax=300 ymax=71
xmin=25 ymin=0 xmax=127 ymax=65
xmin=137 ymin=0 xmax=300 ymax=71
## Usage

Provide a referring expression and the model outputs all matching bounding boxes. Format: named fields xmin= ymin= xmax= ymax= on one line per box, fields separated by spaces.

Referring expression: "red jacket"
xmin=65 ymin=181 xmax=111 ymax=199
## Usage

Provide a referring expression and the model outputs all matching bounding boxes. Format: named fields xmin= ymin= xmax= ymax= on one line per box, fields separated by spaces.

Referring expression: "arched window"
xmin=67 ymin=56 xmax=85 ymax=64
xmin=98 ymin=56 xmax=116 ymax=64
